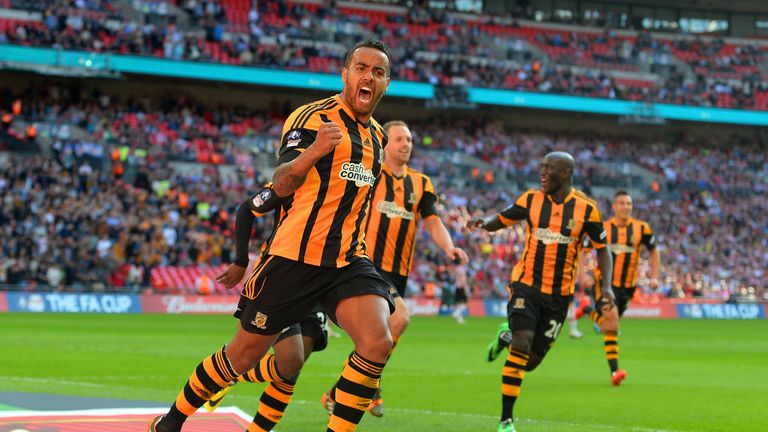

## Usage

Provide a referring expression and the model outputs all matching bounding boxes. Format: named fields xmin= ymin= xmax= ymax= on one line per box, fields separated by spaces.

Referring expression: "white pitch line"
xmin=0 ymin=377 xmax=105 ymax=388
xmin=518 ymin=417 xmax=686 ymax=432
xmin=282 ymin=399 xmax=687 ymax=432
xmin=0 ymin=378 xmax=685 ymax=432
xmin=0 ymin=376 xmax=144 ymax=394
xmin=0 ymin=406 xmax=252 ymax=422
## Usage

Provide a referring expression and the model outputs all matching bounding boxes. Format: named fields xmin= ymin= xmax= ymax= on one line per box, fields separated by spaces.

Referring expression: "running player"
xmin=150 ymin=38 xmax=395 ymax=432
xmin=321 ymin=120 xmax=468 ymax=417
xmin=578 ymin=189 xmax=660 ymax=385
xmin=199 ymin=184 xmax=330 ymax=432
xmin=467 ymin=151 xmax=614 ymax=432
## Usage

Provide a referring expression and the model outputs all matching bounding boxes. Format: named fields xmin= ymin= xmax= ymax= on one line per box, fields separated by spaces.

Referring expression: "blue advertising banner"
xmin=6 ymin=293 xmax=141 ymax=314
xmin=468 ymin=88 xmax=768 ymax=126
xmin=676 ymin=303 xmax=765 ymax=320
xmin=3 ymin=45 xmax=768 ymax=125
xmin=0 ymin=45 xmax=434 ymax=99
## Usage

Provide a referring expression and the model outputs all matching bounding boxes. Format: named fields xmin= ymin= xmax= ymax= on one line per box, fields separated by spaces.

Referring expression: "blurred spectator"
xmin=0 ymin=84 xmax=764 ymax=302
xmin=1 ymin=2 xmax=766 ymax=110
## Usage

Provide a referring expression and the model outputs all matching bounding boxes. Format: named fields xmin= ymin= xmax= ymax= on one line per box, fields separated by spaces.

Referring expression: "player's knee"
xmin=524 ymin=355 xmax=543 ymax=371
xmin=603 ymin=322 xmax=619 ymax=332
xmin=356 ymin=333 xmax=393 ymax=362
xmin=390 ymin=307 xmax=410 ymax=337
xmin=226 ymin=343 xmax=267 ymax=373
xmin=276 ymin=354 xmax=305 ymax=381
xmin=400 ymin=310 xmax=411 ymax=330
xmin=372 ymin=335 xmax=394 ymax=358
xmin=510 ymin=332 xmax=533 ymax=354
xmin=603 ymin=310 xmax=619 ymax=330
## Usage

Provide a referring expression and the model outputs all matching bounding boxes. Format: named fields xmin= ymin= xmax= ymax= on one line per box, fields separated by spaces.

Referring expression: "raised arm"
xmin=272 ymin=122 xmax=342 ymax=196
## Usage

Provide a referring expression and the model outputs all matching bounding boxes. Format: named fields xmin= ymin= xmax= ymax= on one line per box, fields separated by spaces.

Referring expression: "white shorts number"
xmin=544 ymin=320 xmax=562 ymax=339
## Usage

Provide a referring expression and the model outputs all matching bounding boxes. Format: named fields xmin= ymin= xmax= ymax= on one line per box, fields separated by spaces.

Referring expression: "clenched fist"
xmin=312 ymin=122 xmax=343 ymax=157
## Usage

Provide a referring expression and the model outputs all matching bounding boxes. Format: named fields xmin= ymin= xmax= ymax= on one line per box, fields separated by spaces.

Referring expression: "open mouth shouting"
xmin=358 ymin=86 xmax=373 ymax=104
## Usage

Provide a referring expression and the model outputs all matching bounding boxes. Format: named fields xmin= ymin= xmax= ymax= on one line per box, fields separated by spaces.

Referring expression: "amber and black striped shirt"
xmin=264 ymin=94 xmax=386 ymax=268
xmin=498 ymin=188 xmax=606 ymax=296
xmin=601 ymin=216 xmax=655 ymax=289
xmin=365 ymin=164 xmax=437 ymax=277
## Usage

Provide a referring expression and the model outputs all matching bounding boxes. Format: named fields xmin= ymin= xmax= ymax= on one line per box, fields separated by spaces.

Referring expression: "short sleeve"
xmin=641 ymin=223 xmax=656 ymax=250
xmin=277 ymin=128 xmax=317 ymax=165
xmin=584 ymin=204 xmax=606 ymax=248
xmin=418 ymin=175 xmax=438 ymax=218
xmin=380 ymin=127 xmax=388 ymax=149
xmin=497 ymin=192 xmax=530 ymax=226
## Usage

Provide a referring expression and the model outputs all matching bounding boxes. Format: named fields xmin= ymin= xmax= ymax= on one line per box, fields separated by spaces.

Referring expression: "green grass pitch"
xmin=1 ymin=313 xmax=766 ymax=431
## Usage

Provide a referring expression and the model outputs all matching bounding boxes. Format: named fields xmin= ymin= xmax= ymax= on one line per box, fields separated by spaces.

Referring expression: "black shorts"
xmin=592 ymin=284 xmax=636 ymax=318
xmin=507 ymin=282 xmax=571 ymax=358
xmin=377 ymin=268 xmax=409 ymax=298
xmin=454 ymin=286 xmax=468 ymax=304
xmin=238 ymin=255 xmax=394 ymax=334
xmin=614 ymin=286 xmax=636 ymax=317
xmin=234 ymin=299 xmax=329 ymax=352
xmin=275 ymin=310 xmax=330 ymax=352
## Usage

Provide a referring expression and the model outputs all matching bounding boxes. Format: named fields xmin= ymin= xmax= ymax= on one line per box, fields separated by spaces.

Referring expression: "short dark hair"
xmin=344 ymin=39 xmax=392 ymax=76
xmin=382 ymin=120 xmax=408 ymax=133
xmin=614 ymin=189 xmax=631 ymax=198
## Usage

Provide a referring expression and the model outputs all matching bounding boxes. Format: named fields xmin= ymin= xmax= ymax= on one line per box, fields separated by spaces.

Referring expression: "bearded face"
xmin=341 ymin=47 xmax=390 ymax=122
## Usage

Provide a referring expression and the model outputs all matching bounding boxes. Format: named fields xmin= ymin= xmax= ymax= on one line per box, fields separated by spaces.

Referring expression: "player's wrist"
xmin=295 ymin=146 xmax=319 ymax=167
xmin=233 ymin=259 xmax=248 ymax=268
xmin=477 ymin=216 xmax=491 ymax=230
xmin=306 ymin=141 xmax=329 ymax=160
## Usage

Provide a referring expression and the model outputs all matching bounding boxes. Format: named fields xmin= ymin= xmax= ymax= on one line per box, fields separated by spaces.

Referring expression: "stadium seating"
xmin=0 ymin=83 xmax=764 ymax=300
xmin=1 ymin=2 xmax=767 ymax=110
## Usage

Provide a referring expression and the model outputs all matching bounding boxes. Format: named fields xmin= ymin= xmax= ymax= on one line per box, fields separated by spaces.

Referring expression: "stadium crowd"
xmin=0 ymin=152 xmax=270 ymax=292
xmin=1 ymin=1 xmax=767 ymax=110
xmin=2 ymin=85 xmax=282 ymax=163
xmin=406 ymin=131 xmax=767 ymax=304
xmin=1 ymin=85 xmax=765 ymax=302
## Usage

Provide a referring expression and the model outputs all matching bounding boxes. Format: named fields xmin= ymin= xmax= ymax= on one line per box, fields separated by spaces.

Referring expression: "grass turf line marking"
xmin=242 ymin=399 xmax=687 ymax=432
xmin=0 ymin=406 xmax=252 ymax=420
